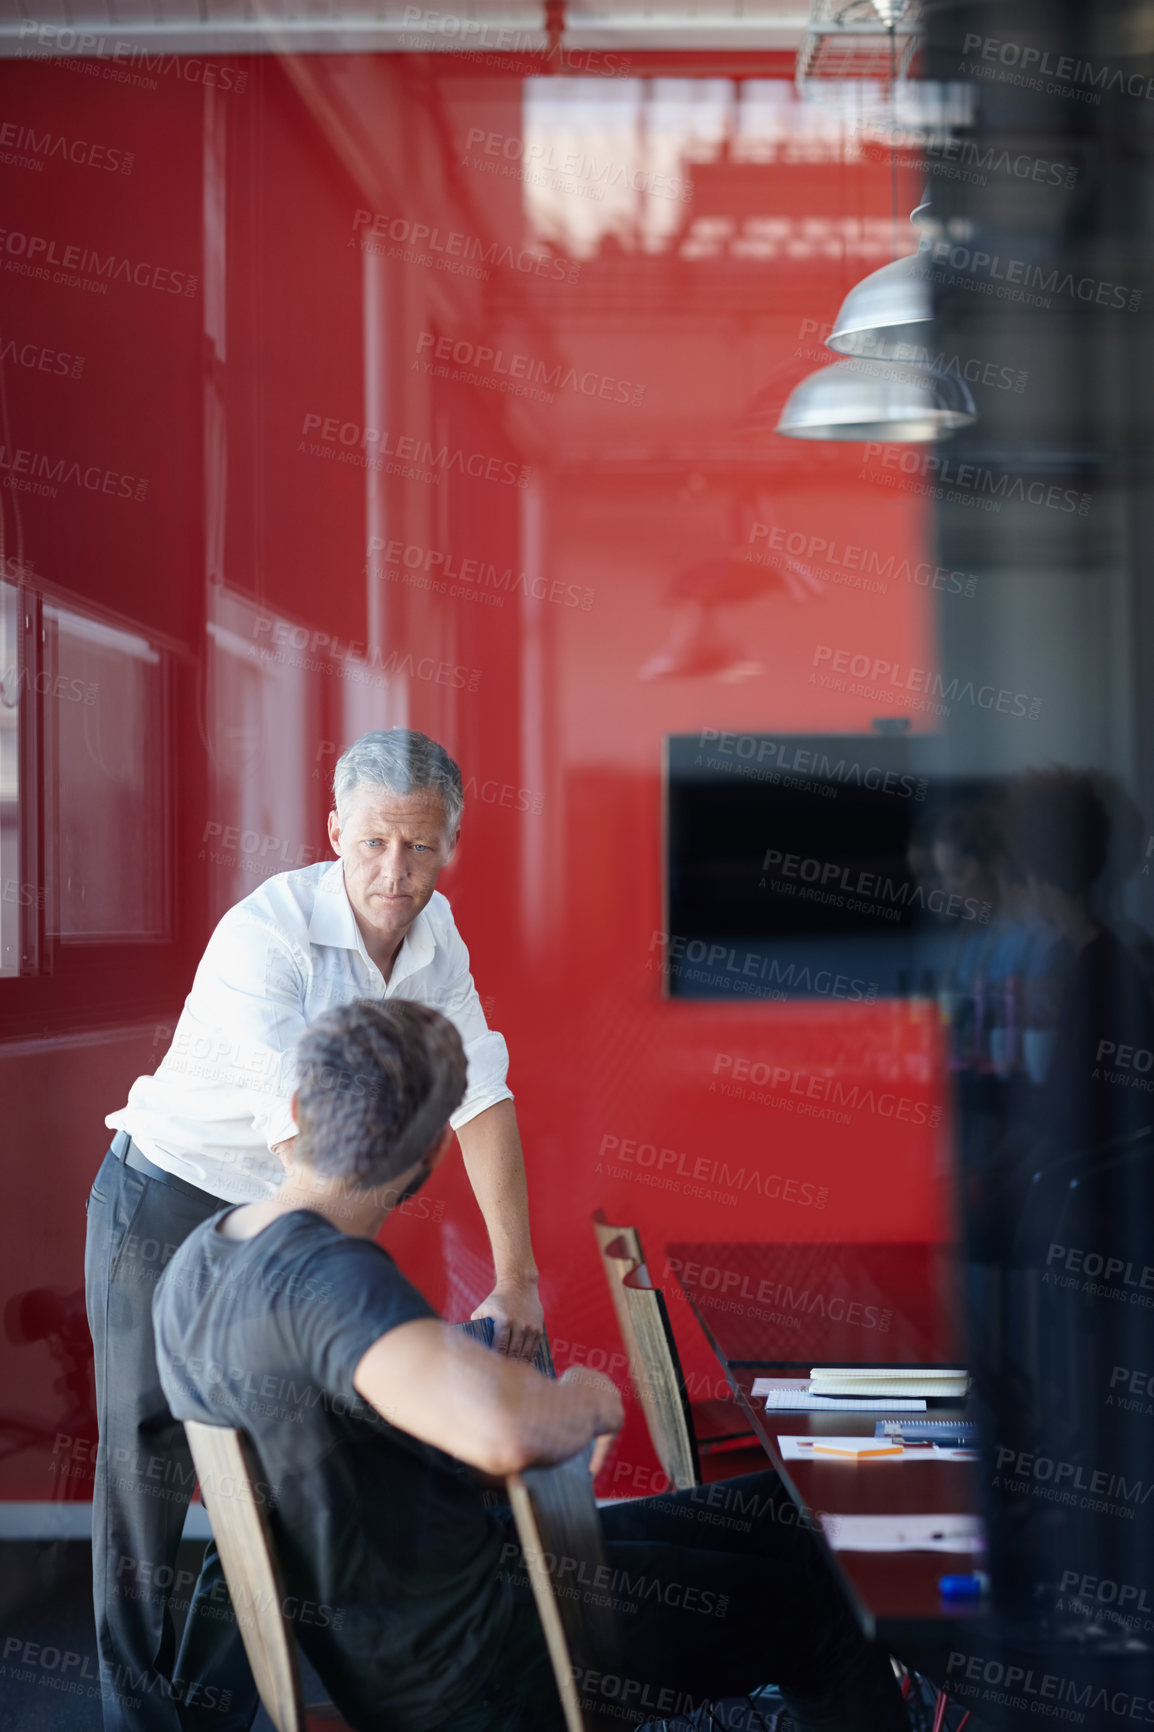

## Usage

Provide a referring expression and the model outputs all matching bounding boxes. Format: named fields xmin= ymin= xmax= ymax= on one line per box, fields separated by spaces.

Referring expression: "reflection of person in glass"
xmin=932 ymin=804 xmax=1003 ymax=998
xmin=1089 ymin=770 xmax=1154 ymax=994
xmin=84 ymin=730 xmax=543 ymax=1732
xmin=1003 ymin=767 xmax=1154 ymax=1151
xmin=933 ymin=801 xmax=1070 ymax=1077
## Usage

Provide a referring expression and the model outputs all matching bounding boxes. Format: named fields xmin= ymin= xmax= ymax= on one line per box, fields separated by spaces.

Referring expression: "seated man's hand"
xmin=588 ymin=1432 xmax=615 ymax=1479
xmin=559 ymin=1366 xmax=624 ymax=1476
xmin=472 ymin=1276 xmax=545 ymax=1361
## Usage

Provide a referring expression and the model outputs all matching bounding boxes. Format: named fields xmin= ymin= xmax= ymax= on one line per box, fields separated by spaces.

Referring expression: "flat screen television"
xmin=664 ymin=731 xmax=990 ymax=999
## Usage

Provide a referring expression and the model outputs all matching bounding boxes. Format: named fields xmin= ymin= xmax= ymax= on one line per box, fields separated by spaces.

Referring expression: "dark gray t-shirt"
xmin=153 ymin=1209 xmax=513 ymax=1731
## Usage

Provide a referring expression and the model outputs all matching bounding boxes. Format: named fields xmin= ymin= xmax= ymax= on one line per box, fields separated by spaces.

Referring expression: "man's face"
xmin=392 ymin=1150 xmax=437 ymax=1208
xmin=932 ymin=841 xmax=988 ymax=904
xmin=328 ymin=786 xmax=457 ymax=957
xmin=373 ymin=1126 xmax=452 ymax=1214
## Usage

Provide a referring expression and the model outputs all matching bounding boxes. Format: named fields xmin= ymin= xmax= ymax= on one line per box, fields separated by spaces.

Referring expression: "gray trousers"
xmin=84 ymin=1145 xmax=258 ymax=1732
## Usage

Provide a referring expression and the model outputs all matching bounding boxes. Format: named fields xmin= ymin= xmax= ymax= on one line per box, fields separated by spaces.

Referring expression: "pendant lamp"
xmin=825 ymin=252 xmax=932 ymax=360
xmin=772 ymin=20 xmax=978 ymax=442
xmin=772 ymin=358 xmax=975 ymax=442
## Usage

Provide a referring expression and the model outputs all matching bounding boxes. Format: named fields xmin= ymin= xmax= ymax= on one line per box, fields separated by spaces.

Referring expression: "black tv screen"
xmin=665 ymin=731 xmax=975 ymax=999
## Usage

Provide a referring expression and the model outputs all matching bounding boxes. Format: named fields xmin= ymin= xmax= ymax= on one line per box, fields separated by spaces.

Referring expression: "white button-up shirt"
xmin=107 ymin=860 xmax=512 ymax=1204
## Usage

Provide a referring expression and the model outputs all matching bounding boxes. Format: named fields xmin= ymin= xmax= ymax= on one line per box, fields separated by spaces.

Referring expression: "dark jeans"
xmin=84 ymin=1146 xmax=259 ymax=1732
xmin=466 ymin=1474 xmax=909 ymax=1732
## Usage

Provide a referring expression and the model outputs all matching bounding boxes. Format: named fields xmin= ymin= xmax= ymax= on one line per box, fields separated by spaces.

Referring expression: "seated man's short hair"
xmin=295 ymin=1000 xmax=467 ymax=1188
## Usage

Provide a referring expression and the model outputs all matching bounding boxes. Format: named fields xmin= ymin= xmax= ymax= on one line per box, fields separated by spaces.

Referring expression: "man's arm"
xmin=456 ymin=1100 xmax=544 ymax=1361
xmin=281 ymin=1100 xmax=543 ymax=1348
xmin=432 ymin=915 xmax=542 ymax=1359
xmin=353 ymin=1318 xmax=622 ymax=1475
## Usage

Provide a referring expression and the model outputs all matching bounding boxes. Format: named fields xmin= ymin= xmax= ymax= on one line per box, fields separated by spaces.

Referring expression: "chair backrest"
xmin=592 ymin=1213 xmax=700 ymax=1490
xmin=591 ymin=1210 xmax=647 ymax=1401
xmin=506 ymin=1452 xmax=623 ymax=1732
xmin=591 ymin=1210 xmax=644 ymax=1277
xmin=183 ymin=1420 xmax=305 ymax=1732
xmin=618 ymin=1262 xmax=701 ymax=1492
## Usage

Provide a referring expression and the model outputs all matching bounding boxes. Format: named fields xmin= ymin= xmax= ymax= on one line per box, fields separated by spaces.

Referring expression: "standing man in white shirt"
xmin=84 ymin=729 xmax=544 ymax=1732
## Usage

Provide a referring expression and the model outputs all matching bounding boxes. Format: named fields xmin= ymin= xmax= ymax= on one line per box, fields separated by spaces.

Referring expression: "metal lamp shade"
xmin=774 ymin=359 xmax=976 ymax=442
xmin=826 ymin=253 xmax=933 ymax=360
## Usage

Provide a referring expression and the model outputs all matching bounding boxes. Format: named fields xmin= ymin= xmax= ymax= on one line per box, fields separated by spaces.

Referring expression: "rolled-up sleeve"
xmin=434 ymin=924 xmax=513 ymax=1130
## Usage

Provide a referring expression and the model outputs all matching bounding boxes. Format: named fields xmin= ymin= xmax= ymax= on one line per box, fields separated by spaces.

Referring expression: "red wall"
xmin=0 ymin=51 xmax=946 ymax=1500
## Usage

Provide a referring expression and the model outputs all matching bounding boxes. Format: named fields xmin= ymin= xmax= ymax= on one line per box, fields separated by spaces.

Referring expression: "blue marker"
xmin=938 ymin=1572 xmax=989 ymax=1601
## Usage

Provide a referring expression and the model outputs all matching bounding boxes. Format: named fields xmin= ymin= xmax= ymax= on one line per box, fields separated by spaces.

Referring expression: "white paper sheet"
xmin=819 ymin=1513 xmax=985 ymax=1553
xmin=751 ymin=1378 xmax=927 ymax=1413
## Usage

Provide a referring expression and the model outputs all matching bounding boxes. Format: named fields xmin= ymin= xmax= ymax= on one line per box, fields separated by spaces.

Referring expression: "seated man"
xmin=153 ymin=1000 xmax=909 ymax=1732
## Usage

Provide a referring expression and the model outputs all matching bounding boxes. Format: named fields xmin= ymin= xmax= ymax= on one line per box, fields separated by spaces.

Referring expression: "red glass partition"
xmin=0 ymin=50 xmax=944 ymax=1502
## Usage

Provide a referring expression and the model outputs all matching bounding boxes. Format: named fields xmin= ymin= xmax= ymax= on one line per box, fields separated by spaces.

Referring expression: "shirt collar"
xmin=308 ymin=859 xmax=436 ymax=981
xmin=308 ymin=860 xmax=360 ymax=950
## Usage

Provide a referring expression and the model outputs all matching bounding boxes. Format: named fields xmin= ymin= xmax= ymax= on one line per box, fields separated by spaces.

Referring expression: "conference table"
xmin=666 ymin=1241 xmax=990 ymax=1660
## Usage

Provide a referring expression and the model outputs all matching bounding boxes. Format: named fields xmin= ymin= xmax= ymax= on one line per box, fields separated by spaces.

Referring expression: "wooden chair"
xmin=507 ymin=1454 xmax=782 ymax=1732
xmin=592 ymin=1212 xmax=757 ymax=1484
xmin=183 ymin=1421 xmax=349 ymax=1732
xmin=505 ymin=1451 xmax=624 ymax=1732
xmin=618 ymin=1261 xmax=703 ymax=1491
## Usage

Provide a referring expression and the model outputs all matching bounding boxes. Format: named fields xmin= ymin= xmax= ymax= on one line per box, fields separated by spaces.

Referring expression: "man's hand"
xmin=559 ymin=1366 xmax=623 ymax=1476
xmin=471 ymin=1277 xmax=545 ymax=1362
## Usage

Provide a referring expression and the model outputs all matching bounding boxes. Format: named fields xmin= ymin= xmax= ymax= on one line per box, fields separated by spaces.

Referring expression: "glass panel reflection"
xmin=43 ymin=604 xmax=166 ymax=942
xmin=0 ymin=581 xmax=21 ymax=977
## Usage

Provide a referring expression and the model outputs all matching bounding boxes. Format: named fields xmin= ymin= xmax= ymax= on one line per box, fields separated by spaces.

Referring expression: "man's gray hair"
xmin=332 ymin=730 xmax=464 ymax=836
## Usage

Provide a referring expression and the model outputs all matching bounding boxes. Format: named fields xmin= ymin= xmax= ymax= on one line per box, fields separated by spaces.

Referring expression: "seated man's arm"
xmin=354 ymin=1319 xmax=622 ymax=1476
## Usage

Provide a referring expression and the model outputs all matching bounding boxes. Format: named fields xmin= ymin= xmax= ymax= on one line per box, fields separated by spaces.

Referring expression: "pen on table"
xmin=938 ymin=1571 xmax=990 ymax=1600
xmin=891 ymin=1529 xmax=977 ymax=1544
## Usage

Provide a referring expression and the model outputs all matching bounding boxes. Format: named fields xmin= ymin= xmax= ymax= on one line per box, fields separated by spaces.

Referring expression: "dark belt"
xmin=110 ymin=1129 xmax=225 ymax=1211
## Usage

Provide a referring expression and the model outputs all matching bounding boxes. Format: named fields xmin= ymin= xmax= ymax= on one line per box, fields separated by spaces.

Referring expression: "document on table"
xmin=810 ymin=1367 xmax=969 ymax=1400
xmin=819 ymin=1513 xmax=985 ymax=1553
xmin=777 ymin=1436 xmax=979 ymax=1463
xmin=752 ymin=1377 xmax=927 ymax=1413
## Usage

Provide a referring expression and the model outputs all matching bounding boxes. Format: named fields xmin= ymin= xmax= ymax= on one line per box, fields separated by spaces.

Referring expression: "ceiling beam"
xmin=0 ymin=12 xmax=814 ymax=58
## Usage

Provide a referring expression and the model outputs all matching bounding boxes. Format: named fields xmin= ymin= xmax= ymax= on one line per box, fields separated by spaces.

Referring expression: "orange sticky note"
xmin=811 ymin=1440 xmax=904 ymax=1460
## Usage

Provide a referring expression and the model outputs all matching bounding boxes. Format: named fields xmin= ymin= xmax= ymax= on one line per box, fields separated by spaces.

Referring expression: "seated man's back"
xmin=154 ymin=1205 xmax=513 ymax=1732
xmin=154 ymin=997 xmax=911 ymax=1732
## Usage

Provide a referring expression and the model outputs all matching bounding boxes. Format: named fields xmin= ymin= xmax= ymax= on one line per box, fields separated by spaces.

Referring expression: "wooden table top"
xmin=667 ymin=1240 xmax=985 ymax=1645
xmin=727 ymin=1366 xmax=983 ymax=1642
